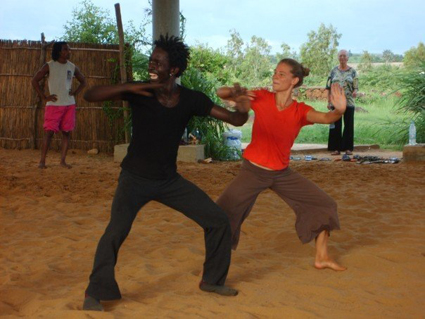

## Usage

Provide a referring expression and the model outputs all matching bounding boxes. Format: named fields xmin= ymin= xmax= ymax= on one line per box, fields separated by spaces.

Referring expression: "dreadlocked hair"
xmin=52 ymin=41 xmax=68 ymax=61
xmin=153 ymin=34 xmax=190 ymax=77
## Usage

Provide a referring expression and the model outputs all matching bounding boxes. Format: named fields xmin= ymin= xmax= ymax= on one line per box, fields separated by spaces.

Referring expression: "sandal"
xmin=342 ymin=154 xmax=351 ymax=161
xmin=330 ymin=151 xmax=340 ymax=156
xmin=345 ymin=150 xmax=353 ymax=155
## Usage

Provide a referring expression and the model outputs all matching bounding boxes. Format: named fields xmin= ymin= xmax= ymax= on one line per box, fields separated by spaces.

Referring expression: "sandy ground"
xmin=1 ymin=147 xmax=424 ymax=319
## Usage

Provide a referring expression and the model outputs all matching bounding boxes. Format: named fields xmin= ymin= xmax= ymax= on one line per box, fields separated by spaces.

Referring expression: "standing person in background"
xmin=327 ymin=49 xmax=358 ymax=156
xmin=216 ymin=58 xmax=347 ymax=272
xmin=32 ymin=41 xmax=86 ymax=169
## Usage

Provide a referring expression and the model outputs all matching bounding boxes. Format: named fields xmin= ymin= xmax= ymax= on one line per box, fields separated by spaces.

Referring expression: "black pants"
xmin=328 ymin=106 xmax=355 ymax=152
xmin=85 ymin=169 xmax=232 ymax=300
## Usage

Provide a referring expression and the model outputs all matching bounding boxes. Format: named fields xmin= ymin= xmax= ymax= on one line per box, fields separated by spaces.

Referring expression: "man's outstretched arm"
xmin=84 ymin=83 xmax=163 ymax=102
xmin=209 ymin=105 xmax=249 ymax=127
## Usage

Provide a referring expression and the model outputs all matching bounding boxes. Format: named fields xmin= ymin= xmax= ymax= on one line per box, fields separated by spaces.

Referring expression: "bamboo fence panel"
xmin=0 ymin=40 xmax=130 ymax=152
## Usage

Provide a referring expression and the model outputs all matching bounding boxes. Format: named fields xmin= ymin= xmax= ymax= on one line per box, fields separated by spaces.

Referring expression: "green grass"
xmin=239 ymin=96 xmax=411 ymax=150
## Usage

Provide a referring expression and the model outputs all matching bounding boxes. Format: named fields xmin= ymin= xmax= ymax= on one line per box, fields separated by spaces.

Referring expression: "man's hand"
xmin=45 ymin=94 xmax=58 ymax=102
xmin=231 ymin=83 xmax=255 ymax=100
xmin=234 ymin=94 xmax=252 ymax=113
xmin=230 ymin=83 xmax=253 ymax=113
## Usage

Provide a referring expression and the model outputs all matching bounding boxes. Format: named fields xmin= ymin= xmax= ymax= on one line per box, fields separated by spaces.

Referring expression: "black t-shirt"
xmin=121 ymin=84 xmax=214 ymax=179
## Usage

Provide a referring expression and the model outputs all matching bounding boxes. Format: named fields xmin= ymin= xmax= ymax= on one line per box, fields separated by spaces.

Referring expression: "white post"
xmin=152 ymin=0 xmax=180 ymax=41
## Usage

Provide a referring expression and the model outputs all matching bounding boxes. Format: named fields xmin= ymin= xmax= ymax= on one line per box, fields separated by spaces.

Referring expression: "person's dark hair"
xmin=153 ymin=34 xmax=190 ymax=77
xmin=52 ymin=41 xmax=68 ymax=61
xmin=279 ymin=58 xmax=310 ymax=88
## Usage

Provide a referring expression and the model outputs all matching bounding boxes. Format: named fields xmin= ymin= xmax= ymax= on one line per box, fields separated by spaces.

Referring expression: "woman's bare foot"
xmin=315 ymin=230 xmax=346 ymax=271
xmin=314 ymin=258 xmax=347 ymax=271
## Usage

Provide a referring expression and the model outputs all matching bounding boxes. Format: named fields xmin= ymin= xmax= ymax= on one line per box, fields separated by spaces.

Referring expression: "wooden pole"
xmin=31 ymin=33 xmax=46 ymax=149
xmin=114 ymin=3 xmax=129 ymax=143
xmin=32 ymin=34 xmax=54 ymax=149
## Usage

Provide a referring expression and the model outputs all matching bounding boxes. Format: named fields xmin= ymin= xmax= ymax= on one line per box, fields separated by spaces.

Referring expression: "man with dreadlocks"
xmin=32 ymin=41 xmax=86 ymax=169
xmin=82 ymin=35 xmax=250 ymax=311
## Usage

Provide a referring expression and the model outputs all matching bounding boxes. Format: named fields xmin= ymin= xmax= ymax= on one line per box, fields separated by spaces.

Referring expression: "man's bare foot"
xmin=38 ymin=162 xmax=47 ymax=169
xmin=60 ymin=162 xmax=72 ymax=169
xmin=314 ymin=258 xmax=347 ymax=271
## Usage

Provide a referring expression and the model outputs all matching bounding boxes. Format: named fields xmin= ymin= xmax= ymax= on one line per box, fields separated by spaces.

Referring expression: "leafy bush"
xmin=181 ymin=67 xmax=234 ymax=160
xmin=394 ymin=62 xmax=425 ymax=144
xmin=358 ymin=65 xmax=403 ymax=92
xmin=303 ymin=75 xmax=327 ymax=87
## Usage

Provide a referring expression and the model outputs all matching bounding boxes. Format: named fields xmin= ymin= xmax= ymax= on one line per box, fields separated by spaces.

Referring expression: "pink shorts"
xmin=43 ymin=104 xmax=76 ymax=133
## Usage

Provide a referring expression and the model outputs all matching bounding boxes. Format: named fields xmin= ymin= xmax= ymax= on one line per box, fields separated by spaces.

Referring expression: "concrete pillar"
xmin=152 ymin=0 xmax=180 ymax=41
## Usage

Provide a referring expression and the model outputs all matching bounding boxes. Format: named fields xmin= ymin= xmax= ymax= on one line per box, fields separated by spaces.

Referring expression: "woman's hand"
xmin=217 ymin=83 xmax=254 ymax=101
xmin=330 ymin=83 xmax=346 ymax=114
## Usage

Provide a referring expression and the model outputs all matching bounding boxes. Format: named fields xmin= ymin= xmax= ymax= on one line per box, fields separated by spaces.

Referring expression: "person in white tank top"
xmin=32 ymin=42 xmax=86 ymax=169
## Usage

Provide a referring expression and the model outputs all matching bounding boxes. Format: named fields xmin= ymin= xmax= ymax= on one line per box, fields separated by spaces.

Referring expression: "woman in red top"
xmin=217 ymin=58 xmax=347 ymax=271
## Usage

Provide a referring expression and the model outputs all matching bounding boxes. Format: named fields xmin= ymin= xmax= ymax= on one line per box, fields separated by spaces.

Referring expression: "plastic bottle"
xmin=194 ymin=128 xmax=201 ymax=140
xmin=223 ymin=129 xmax=242 ymax=160
xmin=182 ymin=127 xmax=188 ymax=143
xmin=409 ymin=120 xmax=416 ymax=145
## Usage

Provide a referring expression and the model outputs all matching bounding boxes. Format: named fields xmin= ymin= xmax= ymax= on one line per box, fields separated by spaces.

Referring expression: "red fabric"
xmin=243 ymin=89 xmax=313 ymax=170
xmin=43 ymin=104 xmax=76 ymax=133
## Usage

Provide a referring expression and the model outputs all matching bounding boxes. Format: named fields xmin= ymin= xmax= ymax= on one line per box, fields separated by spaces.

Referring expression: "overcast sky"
xmin=1 ymin=0 xmax=423 ymax=55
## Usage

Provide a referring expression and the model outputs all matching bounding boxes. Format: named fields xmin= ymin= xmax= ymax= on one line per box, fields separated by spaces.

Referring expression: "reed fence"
xmin=0 ymin=39 xmax=132 ymax=152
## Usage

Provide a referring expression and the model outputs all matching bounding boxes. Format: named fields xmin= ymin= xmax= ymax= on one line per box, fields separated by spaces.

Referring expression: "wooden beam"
xmin=114 ymin=3 xmax=130 ymax=143
xmin=31 ymin=33 xmax=45 ymax=149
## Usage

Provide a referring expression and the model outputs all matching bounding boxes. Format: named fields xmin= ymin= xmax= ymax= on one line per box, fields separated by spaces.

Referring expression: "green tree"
xmin=239 ymin=35 xmax=273 ymax=87
xmin=225 ymin=29 xmax=245 ymax=81
xmin=299 ymin=23 xmax=341 ymax=77
xmin=393 ymin=54 xmax=404 ymax=62
xmin=382 ymin=49 xmax=395 ymax=63
xmin=404 ymin=42 xmax=425 ymax=68
xmin=276 ymin=43 xmax=298 ymax=61
xmin=359 ymin=50 xmax=373 ymax=71
xmin=225 ymin=31 xmax=273 ymax=87
xmin=62 ymin=0 xmax=116 ymax=44
xmin=189 ymin=44 xmax=231 ymax=85
xmin=62 ymin=0 xmax=149 ymax=49
xmin=61 ymin=0 xmax=152 ymax=80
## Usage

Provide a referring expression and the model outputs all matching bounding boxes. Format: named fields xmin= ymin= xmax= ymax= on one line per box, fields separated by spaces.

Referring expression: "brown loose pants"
xmin=216 ymin=160 xmax=340 ymax=249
